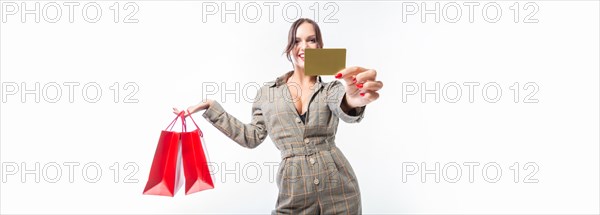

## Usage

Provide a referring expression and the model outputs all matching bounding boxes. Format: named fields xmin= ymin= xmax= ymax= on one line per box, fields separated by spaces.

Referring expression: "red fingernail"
xmin=360 ymin=93 xmax=365 ymax=97
xmin=352 ymin=77 xmax=357 ymax=83
xmin=335 ymin=73 xmax=342 ymax=79
xmin=356 ymin=83 xmax=363 ymax=88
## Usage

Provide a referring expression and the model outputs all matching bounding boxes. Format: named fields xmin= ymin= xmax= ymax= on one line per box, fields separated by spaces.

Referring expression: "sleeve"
xmin=201 ymin=87 xmax=268 ymax=149
xmin=326 ymin=80 xmax=366 ymax=123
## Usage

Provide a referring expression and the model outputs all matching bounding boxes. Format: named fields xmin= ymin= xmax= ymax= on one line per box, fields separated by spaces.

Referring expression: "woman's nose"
xmin=300 ymin=41 xmax=308 ymax=49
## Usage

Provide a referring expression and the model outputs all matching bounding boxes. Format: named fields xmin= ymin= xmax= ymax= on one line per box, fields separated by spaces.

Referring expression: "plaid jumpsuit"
xmin=202 ymin=71 xmax=366 ymax=214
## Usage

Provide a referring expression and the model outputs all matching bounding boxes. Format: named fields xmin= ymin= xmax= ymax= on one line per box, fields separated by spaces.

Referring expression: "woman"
xmin=174 ymin=18 xmax=383 ymax=214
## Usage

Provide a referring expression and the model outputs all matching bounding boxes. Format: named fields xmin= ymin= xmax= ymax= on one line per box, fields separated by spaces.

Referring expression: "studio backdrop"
xmin=1 ymin=0 xmax=598 ymax=214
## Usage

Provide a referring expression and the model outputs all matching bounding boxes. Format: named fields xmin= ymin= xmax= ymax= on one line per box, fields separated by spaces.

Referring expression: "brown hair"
xmin=283 ymin=18 xmax=324 ymax=62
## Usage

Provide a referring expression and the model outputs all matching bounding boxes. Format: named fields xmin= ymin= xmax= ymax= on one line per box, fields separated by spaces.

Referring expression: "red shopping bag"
xmin=143 ymin=112 xmax=185 ymax=197
xmin=181 ymin=111 xmax=215 ymax=195
xmin=144 ymin=111 xmax=214 ymax=196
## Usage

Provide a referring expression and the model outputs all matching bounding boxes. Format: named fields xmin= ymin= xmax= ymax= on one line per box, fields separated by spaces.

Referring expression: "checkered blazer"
xmin=202 ymin=70 xmax=366 ymax=214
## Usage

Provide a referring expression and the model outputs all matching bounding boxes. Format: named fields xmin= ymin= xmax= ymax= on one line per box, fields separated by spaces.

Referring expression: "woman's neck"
xmin=291 ymin=67 xmax=316 ymax=85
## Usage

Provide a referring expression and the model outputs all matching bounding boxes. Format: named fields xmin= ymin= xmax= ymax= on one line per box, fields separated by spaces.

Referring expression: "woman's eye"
xmin=310 ymin=39 xmax=316 ymax=43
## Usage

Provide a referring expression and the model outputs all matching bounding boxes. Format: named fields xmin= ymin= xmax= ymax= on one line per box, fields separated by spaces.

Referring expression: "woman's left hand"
xmin=335 ymin=66 xmax=383 ymax=108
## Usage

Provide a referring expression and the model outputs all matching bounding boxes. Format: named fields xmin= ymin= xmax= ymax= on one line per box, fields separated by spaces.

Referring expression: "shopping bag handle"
xmin=165 ymin=111 xmax=185 ymax=131
xmin=182 ymin=110 xmax=203 ymax=137
xmin=163 ymin=110 xmax=203 ymax=137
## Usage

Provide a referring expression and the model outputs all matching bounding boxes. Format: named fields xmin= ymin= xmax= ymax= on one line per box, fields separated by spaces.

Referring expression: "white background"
xmin=1 ymin=0 xmax=599 ymax=214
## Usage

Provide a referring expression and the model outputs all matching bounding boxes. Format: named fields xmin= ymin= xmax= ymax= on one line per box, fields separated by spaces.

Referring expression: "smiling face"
xmin=284 ymin=18 xmax=324 ymax=70
xmin=292 ymin=22 xmax=319 ymax=68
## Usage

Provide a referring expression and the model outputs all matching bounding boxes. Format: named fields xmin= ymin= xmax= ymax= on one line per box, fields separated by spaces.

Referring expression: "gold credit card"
xmin=305 ymin=48 xmax=346 ymax=76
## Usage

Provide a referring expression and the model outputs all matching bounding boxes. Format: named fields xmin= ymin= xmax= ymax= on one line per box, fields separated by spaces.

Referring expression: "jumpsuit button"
xmin=314 ymin=178 xmax=319 ymax=185
xmin=295 ymin=117 xmax=301 ymax=123
xmin=304 ymin=138 xmax=310 ymax=144
xmin=309 ymin=158 xmax=316 ymax=165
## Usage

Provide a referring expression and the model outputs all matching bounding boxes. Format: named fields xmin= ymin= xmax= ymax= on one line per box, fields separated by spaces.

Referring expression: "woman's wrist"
xmin=206 ymin=99 xmax=214 ymax=109
xmin=341 ymin=96 xmax=351 ymax=113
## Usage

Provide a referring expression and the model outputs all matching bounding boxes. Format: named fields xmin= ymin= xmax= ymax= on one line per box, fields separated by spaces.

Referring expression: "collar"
xmin=269 ymin=70 xmax=324 ymax=88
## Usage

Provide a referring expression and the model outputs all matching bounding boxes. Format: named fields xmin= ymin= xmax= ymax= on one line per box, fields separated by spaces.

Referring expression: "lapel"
xmin=270 ymin=71 xmax=325 ymax=123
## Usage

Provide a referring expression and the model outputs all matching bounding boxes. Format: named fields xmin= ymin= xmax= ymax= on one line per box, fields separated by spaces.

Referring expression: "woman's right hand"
xmin=172 ymin=99 xmax=214 ymax=117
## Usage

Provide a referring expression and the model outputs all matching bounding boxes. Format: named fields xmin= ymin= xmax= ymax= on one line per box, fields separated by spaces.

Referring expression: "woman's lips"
xmin=299 ymin=53 xmax=305 ymax=61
